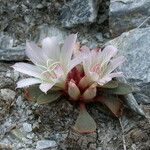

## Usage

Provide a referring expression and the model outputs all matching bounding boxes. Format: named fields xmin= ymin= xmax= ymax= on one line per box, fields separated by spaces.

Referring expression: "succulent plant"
xmin=12 ymin=34 xmax=134 ymax=133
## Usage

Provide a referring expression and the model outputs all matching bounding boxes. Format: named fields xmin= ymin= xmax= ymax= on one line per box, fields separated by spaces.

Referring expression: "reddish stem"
xmin=79 ymin=102 xmax=86 ymax=110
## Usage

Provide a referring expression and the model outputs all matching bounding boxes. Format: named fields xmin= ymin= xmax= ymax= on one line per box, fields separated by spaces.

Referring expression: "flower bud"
xmin=79 ymin=76 xmax=89 ymax=90
xmin=82 ymin=83 xmax=97 ymax=100
xmin=68 ymin=80 xmax=81 ymax=100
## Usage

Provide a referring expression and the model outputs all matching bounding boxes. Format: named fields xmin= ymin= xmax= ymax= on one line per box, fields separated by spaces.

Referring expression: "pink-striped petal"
xmin=80 ymin=45 xmax=90 ymax=54
xmin=17 ymin=78 xmax=41 ymax=88
xmin=68 ymin=56 xmax=83 ymax=72
xmin=60 ymin=34 xmax=77 ymax=67
xmin=12 ymin=63 xmax=42 ymax=78
xmin=26 ymin=42 xmax=46 ymax=65
xmin=108 ymin=72 xmax=124 ymax=78
xmin=106 ymin=56 xmax=125 ymax=74
xmin=42 ymin=37 xmax=60 ymax=61
xmin=98 ymin=77 xmax=112 ymax=86
xmin=39 ymin=83 xmax=55 ymax=93
xmin=99 ymin=45 xmax=118 ymax=65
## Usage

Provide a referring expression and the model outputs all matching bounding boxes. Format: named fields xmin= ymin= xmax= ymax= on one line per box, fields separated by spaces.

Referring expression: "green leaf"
xmin=24 ymin=85 xmax=43 ymax=102
xmin=73 ymin=103 xmax=96 ymax=134
xmin=37 ymin=91 xmax=61 ymax=104
xmin=24 ymin=85 xmax=61 ymax=104
xmin=97 ymin=95 xmax=123 ymax=117
xmin=101 ymin=80 xmax=119 ymax=89
xmin=103 ymin=82 xmax=134 ymax=95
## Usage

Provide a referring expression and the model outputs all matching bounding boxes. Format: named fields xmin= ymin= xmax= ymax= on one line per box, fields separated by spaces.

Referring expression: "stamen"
xmin=47 ymin=61 xmax=61 ymax=72
xmin=46 ymin=58 xmax=53 ymax=67
xmin=36 ymin=64 xmax=47 ymax=70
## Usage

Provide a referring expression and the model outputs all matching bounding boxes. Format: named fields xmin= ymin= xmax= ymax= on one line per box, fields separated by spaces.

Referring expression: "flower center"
xmin=90 ymin=64 xmax=101 ymax=74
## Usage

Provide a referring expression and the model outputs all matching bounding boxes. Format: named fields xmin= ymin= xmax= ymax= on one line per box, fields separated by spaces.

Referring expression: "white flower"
xmin=82 ymin=45 xmax=125 ymax=86
xmin=12 ymin=34 xmax=82 ymax=93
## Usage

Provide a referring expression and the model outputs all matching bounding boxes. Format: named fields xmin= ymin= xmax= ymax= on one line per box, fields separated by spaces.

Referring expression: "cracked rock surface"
xmin=0 ymin=64 xmax=150 ymax=149
xmin=0 ymin=0 xmax=150 ymax=149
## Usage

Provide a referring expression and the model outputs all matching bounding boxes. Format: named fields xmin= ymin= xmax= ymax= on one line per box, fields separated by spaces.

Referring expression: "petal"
xmin=26 ymin=42 xmax=46 ymax=65
xmin=12 ymin=63 xmax=42 ymax=78
xmin=89 ymin=72 xmax=99 ymax=82
xmin=42 ymin=37 xmax=60 ymax=61
xmin=83 ymin=54 xmax=92 ymax=77
xmin=68 ymin=80 xmax=80 ymax=100
xmin=82 ymin=83 xmax=97 ymax=100
xmin=60 ymin=34 xmax=77 ymax=67
xmin=108 ymin=72 xmax=124 ymax=78
xmin=79 ymin=76 xmax=91 ymax=89
xmin=53 ymin=65 xmax=64 ymax=78
xmin=105 ymin=56 xmax=125 ymax=74
xmin=98 ymin=76 xmax=112 ymax=86
xmin=68 ymin=56 xmax=83 ymax=72
xmin=17 ymin=78 xmax=41 ymax=88
xmin=80 ymin=45 xmax=90 ymax=54
xmin=39 ymin=83 xmax=56 ymax=93
xmin=99 ymin=45 xmax=118 ymax=65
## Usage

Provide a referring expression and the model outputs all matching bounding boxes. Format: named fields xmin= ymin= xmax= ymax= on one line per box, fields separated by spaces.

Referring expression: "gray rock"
xmin=36 ymin=140 xmax=57 ymax=149
xmin=108 ymin=27 xmax=150 ymax=82
xmin=59 ymin=0 xmax=101 ymax=28
xmin=0 ymin=89 xmax=16 ymax=101
xmin=0 ymin=48 xmax=25 ymax=61
xmin=0 ymin=32 xmax=25 ymax=61
xmin=97 ymin=0 xmax=110 ymax=24
xmin=134 ymin=82 xmax=150 ymax=104
xmin=109 ymin=0 xmax=150 ymax=37
xmin=95 ymin=32 xmax=104 ymax=42
xmin=22 ymin=123 xmax=32 ymax=133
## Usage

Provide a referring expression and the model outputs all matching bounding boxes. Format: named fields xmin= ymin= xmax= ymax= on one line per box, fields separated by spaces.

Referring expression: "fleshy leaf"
xmin=37 ymin=91 xmax=61 ymax=104
xmin=73 ymin=103 xmax=96 ymax=134
xmin=101 ymin=80 xmax=119 ymax=89
xmin=97 ymin=95 xmax=123 ymax=117
xmin=24 ymin=85 xmax=43 ymax=101
xmin=103 ymin=82 xmax=134 ymax=95
xmin=24 ymin=85 xmax=61 ymax=104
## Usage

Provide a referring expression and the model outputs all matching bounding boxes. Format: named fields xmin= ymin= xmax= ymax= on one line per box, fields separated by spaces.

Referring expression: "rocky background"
xmin=0 ymin=0 xmax=150 ymax=150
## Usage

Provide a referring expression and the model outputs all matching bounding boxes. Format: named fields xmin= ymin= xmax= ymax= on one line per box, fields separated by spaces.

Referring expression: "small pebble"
xmin=36 ymin=140 xmax=57 ymax=149
xmin=23 ymin=123 xmax=32 ymax=133
xmin=0 ymin=89 xmax=16 ymax=101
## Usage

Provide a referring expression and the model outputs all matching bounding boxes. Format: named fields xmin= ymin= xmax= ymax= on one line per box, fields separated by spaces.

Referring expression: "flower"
xmin=12 ymin=34 xmax=82 ymax=93
xmin=13 ymin=34 xmax=131 ymax=134
xmin=81 ymin=45 xmax=125 ymax=87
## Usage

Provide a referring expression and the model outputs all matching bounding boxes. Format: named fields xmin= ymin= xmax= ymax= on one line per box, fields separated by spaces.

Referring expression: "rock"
xmin=26 ymin=133 xmax=35 ymax=139
xmin=64 ymin=130 xmax=96 ymax=150
xmin=22 ymin=123 xmax=32 ymax=133
xmin=0 ymin=48 xmax=25 ymax=61
xmin=109 ymin=0 xmax=150 ymax=37
xmin=97 ymin=0 xmax=110 ymax=24
xmin=36 ymin=140 xmax=57 ymax=149
xmin=11 ymin=129 xmax=28 ymax=142
xmin=95 ymin=32 xmax=104 ymax=42
xmin=0 ymin=89 xmax=16 ymax=101
xmin=16 ymin=96 xmax=24 ymax=107
xmin=108 ymin=27 xmax=150 ymax=82
xmin=0 ymin=32 xmax=25 ymax=61
xmin=133 ymin=82 xmax=150 ymax=104
xmin=59 ymin=0 xmax=101 ymax=28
